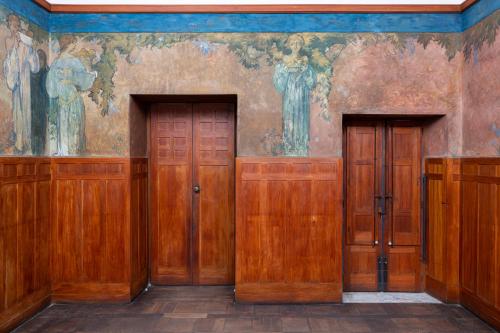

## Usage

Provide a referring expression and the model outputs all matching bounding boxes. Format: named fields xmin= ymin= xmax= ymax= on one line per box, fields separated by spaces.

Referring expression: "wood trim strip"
xmin=34 ymin=1 xmax=477 ymax=14
xmin=35 ymin=0 xmax=52 ymax=11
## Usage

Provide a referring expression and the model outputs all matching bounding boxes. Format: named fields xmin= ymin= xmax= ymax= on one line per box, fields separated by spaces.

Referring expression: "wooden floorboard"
xmin=13 ymin=286 xmax=496 ymax=332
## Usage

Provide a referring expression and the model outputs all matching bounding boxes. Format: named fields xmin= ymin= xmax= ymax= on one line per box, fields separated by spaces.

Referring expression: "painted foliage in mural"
xmin=462 ymin=10 xmax=500 ymax=156
xmin=0 ymin=5 xmax=498 ymax=157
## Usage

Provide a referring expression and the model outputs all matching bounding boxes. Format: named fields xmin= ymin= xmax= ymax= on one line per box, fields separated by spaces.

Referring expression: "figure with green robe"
xmin=46 ymin=36 xmax=96 ymax=155
xmin=273 ymin=34 xmax=316 ymax=157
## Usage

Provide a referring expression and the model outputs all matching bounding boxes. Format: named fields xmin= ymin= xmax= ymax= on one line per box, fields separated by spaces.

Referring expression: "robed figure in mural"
xmin=3 ymin=15 xmax=40 ymax=154
xmin=46 ymin=36 xmax=96 ymax=155
xmin=273 ymin=34 xmax=316 ymax=157
xmin=31 ymin=49 xmax=50 ymax=155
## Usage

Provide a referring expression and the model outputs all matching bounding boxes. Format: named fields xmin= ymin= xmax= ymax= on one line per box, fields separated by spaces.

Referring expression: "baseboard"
xmin=0 ymin=289 xmax=51 ymax=333
xmin=52 ymin=282 xmax=131 ymax=303
xmin=236 ymin=282 xmax=342 ymax=303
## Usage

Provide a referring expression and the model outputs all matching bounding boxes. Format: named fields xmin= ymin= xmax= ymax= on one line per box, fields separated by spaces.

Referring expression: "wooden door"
xmin=344 ymin=123 xmax=381 ymax=291
xmin=344 ymin=121 xmax=421 ymax=292
xmin=151 ymin=102 xmax=235 ymax=285
xmin=151 ymin=103 xmax=193 ymax=284
xmin=193 ymin=104 xmax=235 ymax=285
xmin=385 ymin=124 xmax=421 ymax=291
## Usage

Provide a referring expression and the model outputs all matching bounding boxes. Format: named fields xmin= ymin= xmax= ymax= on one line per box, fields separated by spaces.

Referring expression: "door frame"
xmin=342 ymin=116 xmax=428 ymax=292
xmin=139 ymin=94 xmax=238 ymax=285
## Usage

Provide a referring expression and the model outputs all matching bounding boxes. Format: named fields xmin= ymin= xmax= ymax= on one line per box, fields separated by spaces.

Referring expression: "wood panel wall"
xmin=459 ymin=158 xmax=500 ymax=331
xmin=130 ymin=158 xmax=149 ymax=297
xmin=235 ymin=157 xmax=343 ymax=303
xmin=51 ymin=158 xmax=148 ymax=302
xmin=425 ymin=158 xmax=460 ymax=303
xmin=0 ymin=157 xmax=51 ymax=332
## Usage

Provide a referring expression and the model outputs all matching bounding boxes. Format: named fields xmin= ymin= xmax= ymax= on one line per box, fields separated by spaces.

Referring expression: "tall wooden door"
xmin=151 ymin=103 xmax=235 ymax=285
xmin=344 ymin=121 xmax=422 ymax=292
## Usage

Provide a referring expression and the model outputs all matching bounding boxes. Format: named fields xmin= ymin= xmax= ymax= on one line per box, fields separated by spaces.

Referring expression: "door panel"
xmin=345 ymin=124 xmax=378 ymax=291
xmin=151 ymin=103 xmax=193 ymax=284
xmin=151 ymin=102 xmax=235 ymax=286
xmin=386 ymin=125 xmax=421 ymax=292
xmin=389 ymin=126 xmax=421 ymax=246
xmin=344 ymin=121 xmax=422 ymax=292
xmin=193 ymin=104 xmax=235 ymax=285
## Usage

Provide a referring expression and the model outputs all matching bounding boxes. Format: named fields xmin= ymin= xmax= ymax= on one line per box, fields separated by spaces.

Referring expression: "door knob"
xmin=193 ymin=185 xmax=201 ymax=193
xmin=388 ymin=241 xmax=393 ymax=247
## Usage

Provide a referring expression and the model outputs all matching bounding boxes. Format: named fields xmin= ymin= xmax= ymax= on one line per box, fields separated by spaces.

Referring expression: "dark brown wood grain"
xmin=130 ymin=158 xmax=149 ymax=297
xmin=0 ymin=157 xmax=51 ymax=332
xmin=33 ymin=0 xmax=477 ymax=13
xmin=235 ymin=157 xmax=343 ymax=303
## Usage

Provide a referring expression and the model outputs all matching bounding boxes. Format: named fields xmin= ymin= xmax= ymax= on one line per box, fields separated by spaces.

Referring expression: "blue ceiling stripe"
xmin=0 ymin=0 xmax=49 ymax=30
xmin=0 ymin=0 xmax=498 ymax=34
xmin=48 ymin=12 xmax=463 ymax=33
xmin=462 ymin=0 xmax=500 ymax=30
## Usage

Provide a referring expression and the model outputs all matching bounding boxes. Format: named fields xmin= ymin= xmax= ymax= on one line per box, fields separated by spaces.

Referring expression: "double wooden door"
xmin=151 ymin=103 xmax=235 ymax=285
xmin=344 ymin=121 xmax=422 ymax=291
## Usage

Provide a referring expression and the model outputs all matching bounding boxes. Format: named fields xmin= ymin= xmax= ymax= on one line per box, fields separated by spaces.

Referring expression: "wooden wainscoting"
xmin=459 ymin=158 xmax=500 ymax=331
xmin=0 ymin=157 xmax=51 ymax=332
xmin=235 ymin=157 xmax=343 ymax=303
xmin=425 ymin=158 xmax=460 ymax=303
xmin=130 ymin=158 xmax=149 ymax=297
xmin=51 ymin=158 xmax=148 ymax=302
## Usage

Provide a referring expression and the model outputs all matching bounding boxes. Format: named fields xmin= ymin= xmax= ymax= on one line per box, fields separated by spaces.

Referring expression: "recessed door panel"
xmin=151 ymin=102 xmax=235 ymax=286
xmin=193 ymin=103 xmax=235 ymax=285
xmin=345 ymin=124 xmax=379 ymax=291
xmin=151 ymin=103 xmax=193 ymax=284
xmin=344 ymin=121 xmax=422 ymax=292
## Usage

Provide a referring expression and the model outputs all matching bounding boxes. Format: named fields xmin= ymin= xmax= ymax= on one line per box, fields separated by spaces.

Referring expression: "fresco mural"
xmin=0 ymin=8 xmax=48 ymax=155
xmin=0 ymin=4 xmax=498 ymax=157
xmin=462 ymin=10 xmax=500 ymax=156
xmin=3 ymin=14 xmax=39 ymax=154
xmin=47 ymin=35 xmax=97 ymax=155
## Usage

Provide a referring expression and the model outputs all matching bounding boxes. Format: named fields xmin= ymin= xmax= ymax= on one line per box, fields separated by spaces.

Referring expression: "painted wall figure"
xmin=46 ymin=35 xmax=96 ymax=155
xmin=273 ymin=35 xmax=316 ymax=156
xmin=30 ymin=48 xmax=48 ymax=155
xmin=3 ymin=14 xmax=39 ymax=154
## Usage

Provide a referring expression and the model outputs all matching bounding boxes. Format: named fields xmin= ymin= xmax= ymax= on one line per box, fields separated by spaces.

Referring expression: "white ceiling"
xmin=45 ymin=0 xmax=467 ymax=5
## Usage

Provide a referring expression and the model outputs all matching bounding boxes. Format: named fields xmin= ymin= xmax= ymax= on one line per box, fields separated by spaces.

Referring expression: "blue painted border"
xmin=0 ymin=0 xmax=48 ymax=30
xmin=0 ymin=0 xmax=499 ymax=34
xmin=49 ymin=12 xmax=463 ymax=33
xmin=463 ymin=0 xmax=500 ymax=30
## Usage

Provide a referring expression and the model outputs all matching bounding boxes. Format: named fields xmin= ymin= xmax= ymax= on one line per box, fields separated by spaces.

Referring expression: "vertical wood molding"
xmin=0 ymin=157 xmax=52 ymax=332
xmin=50 ymin=157 xmax=148 ymax=302
xmin=459 ymin=158 xmax=500 ymax=331
xmin=235 ymin=157 xmax=343 ymax=303
xmin=130 ymin=158 xmax=149 ymax=297
xmin=424 ymin=158 xmax=460 ymax=303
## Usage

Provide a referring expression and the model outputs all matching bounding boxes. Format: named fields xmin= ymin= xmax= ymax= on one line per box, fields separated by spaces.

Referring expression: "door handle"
xmin=193 ymin=185 xmax=201 ymax=193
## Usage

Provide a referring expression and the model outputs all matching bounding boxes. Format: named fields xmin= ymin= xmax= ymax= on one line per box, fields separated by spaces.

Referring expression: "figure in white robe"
xmin=46 ymin=36 xmax=96 ymax=155
xmin=3 ymin=15 xmax=40 ymax=154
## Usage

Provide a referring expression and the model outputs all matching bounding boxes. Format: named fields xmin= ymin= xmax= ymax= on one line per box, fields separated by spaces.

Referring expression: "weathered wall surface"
xmin=0 ymin=4 xmax=498 ymax=158
xmin=462 ymin=11 xmax=500 ymax=156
